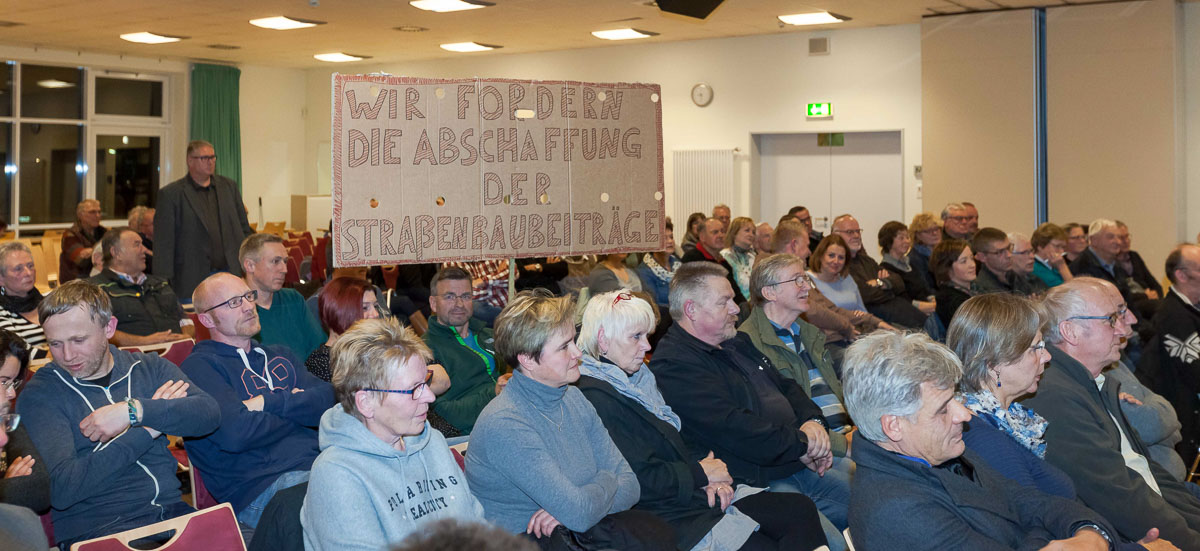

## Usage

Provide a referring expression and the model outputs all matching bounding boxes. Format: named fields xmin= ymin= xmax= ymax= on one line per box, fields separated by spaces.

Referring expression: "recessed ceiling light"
xmin=314 ymin=52 xmax=371 ymax=62
xmin=410 ymin=0 xmax=493 ymax=12
xmin=591 ymin=28 xmax=658 ymax=40
xmin=249 ymin=16 xmax=325 ymax=30
xmin=394 ymin=25 xmax=430 ymax=32
xmin=207 ymin=44 xmax=242 ymax=50
xmin=440 ymin=42 xmax=500 ymax=52
xmin=778 ymin=12 xmax=848 ymax=26
xmin=37 ymin=79 xmax=75 ymax=89
xmin=120 ymin=32 xmax=185 ymax=44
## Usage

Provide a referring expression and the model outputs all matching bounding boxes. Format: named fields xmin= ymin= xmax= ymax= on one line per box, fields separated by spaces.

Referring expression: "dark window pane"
xmin=20 ymin=65 xmax=83 ymax=120
xmin=19 ymin=123 xmax=83 ymax=224
xmin=0 ymin=123 xmax=10 ymax=225
xmin=95 ymin=78 xmax=162 ymax=117
xmin=96 ymin=135 xmax=159 ymax=219
xmin=0 ymin=63 xmax=11 ymax=117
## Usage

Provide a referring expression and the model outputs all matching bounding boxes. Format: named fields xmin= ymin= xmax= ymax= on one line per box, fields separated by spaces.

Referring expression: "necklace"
xmin=534 ymin=402 xmax=565 ymax=430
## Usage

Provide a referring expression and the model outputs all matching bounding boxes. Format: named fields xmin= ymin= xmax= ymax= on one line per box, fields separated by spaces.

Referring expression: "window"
xmin=20 ymin=65 xmax=83 ymax=120
xmin=96 ymin=134 xmax=160 ymax=219
xmin=19 ymin=123 xmax=84 ymax=224
xmin=95 ymin=78 xmax=163 ymax=117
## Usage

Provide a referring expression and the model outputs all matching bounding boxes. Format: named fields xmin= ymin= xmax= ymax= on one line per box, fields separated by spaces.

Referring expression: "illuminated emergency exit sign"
xmin=807 ymin=102 xmax=832 ymax=117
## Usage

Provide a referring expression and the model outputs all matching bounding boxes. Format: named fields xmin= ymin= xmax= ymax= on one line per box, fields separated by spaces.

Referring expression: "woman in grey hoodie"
xmin=301 ymin=317 xmax=485 ymax=551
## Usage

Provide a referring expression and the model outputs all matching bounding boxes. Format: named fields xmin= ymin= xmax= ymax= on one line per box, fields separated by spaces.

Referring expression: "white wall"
xmin=300 ymin=25 xmax=924 ymax=226
xmin=1186 ymin=2 xmax=1200 ymax=243
xmin=239 ymin=64 xmax=308 ymax=228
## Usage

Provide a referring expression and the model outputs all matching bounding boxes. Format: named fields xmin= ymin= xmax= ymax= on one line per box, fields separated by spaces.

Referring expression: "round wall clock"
xmin=691 ymin=83 xmax=713 ymax=107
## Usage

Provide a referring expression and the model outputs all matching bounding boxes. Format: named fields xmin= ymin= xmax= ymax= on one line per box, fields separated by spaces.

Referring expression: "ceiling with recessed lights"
xmin=0 ymin=0 xmax=1176 ymax=68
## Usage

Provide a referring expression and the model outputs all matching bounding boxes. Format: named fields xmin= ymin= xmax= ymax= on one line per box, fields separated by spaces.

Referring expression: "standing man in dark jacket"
xmin=649 ymin=262 xmax=849 ymax=549
xmin=1023 ymin=277 xmax=1200 ymax=548
xmin=423 ymin=267 xmax=509 ymax=434
xmin=154 ymin=140 xmax=254 ymax=302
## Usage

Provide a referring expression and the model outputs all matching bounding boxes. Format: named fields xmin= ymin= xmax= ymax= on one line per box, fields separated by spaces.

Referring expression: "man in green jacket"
xmin=423 ymin=267 xmax=509 ymax=434
xmin=739 ymin=253 xmax=852 ymax=458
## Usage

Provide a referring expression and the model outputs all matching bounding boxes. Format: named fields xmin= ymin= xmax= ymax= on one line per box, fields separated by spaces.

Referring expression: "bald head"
xmin=192 ymin=272 xmax=245 ymax=313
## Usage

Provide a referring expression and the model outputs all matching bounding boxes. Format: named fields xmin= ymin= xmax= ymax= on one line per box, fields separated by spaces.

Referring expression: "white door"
xmin=755 ymin=131 xmax=903 ymax=257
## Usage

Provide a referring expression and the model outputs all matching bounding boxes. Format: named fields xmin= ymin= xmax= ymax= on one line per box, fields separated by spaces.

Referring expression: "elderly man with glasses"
xmin=940 ymin=202 xmax=977 ymax=241
xmin=1022 ymin=277 xmax=1200 ymax=548
xmin=182 ymin=272 xmax=334 ymax=538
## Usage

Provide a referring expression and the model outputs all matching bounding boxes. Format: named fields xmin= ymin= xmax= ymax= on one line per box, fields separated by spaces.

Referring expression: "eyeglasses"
xmin=362 ymin=370 xmax=434 ymax=401
xmin=767 ymin=274 xmax=813 ymax=289
xmin=438 ymin=292 xmax=473 ymax=304
xmin=612 ymin=292 xmax=633 ymax=306
xmin=1 ymin=378 xmax=22 ymax=393
xmin=2 ymin=412 xmax=19 ymax=433
xmin=1028 ymin=340 xmax=1046 ymax=353
xmin=1066 ymin=306 xmax=1128 ymax=329
xmin=946 ymin=215 xmax=978 ymax=222
xmin=189 ymin=155 xmax=217 ymax=162
xmin=202 ymin=290 xmax=258 ymax=313
xmin=836 ymin=229 xmax=863 ymax=236
xmin=1011 ymin=247 xmax=1034 ymax=256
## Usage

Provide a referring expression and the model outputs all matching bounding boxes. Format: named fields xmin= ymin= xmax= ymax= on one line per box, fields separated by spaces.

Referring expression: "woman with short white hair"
xmin=576 ymin=289 xmax=829 ymax=551
xmin=0 ymin=241 xmax=47 ymax=357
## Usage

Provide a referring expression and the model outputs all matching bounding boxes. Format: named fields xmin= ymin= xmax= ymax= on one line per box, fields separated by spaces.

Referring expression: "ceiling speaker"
xmin=657 ymin=0 xmax=724 ymax=19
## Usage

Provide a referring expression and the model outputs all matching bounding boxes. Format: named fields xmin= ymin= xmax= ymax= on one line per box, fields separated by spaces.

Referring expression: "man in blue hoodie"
xmin=16 ymin=280 xmax=220 ymax=548
xmin=183 ymin=272 xmax=334 ymax=533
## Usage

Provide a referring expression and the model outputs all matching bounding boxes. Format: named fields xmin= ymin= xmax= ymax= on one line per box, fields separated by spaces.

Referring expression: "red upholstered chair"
xmin=69 ymin=503 xmax=243 ymax=551
xmin=311 ymin=237 xmax=329 ymax=284
xmin=119 ymin=339 xmax=195 ymax=367
xmin=285 ymin=257 xmax=301 ymax=286
xmin=186 ymin=313 xmax=211 ymax=342
xmin=170 ymin=446 xmax=219 ymax=510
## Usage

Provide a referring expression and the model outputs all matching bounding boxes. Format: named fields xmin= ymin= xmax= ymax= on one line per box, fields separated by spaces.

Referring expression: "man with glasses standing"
xmin=154 ymin=140 xmax=254 ymax=302
xmin=1023 ymin=277 xmax=1200 ymax=548
xmin=182 ymin=272 xmax=334 ymax=537
xmin=422 ymin=267 xmax=509 ymax=435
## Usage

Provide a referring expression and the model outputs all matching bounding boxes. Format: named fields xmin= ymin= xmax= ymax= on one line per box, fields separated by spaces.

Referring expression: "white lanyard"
xmin=236 ymin=347 xmax=273 ymax=391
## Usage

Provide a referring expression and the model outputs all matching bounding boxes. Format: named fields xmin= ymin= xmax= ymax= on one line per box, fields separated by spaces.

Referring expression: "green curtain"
xmin=189 ymin=63 xmax=242 ymax=190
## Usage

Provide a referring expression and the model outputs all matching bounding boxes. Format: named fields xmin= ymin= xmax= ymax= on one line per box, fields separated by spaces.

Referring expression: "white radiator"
xmin=671 ymin=149 xmax=736 ymax=231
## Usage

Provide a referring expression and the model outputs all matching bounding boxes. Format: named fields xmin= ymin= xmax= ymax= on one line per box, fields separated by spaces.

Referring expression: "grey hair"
xmin=1007 ymin=232 xmax=1030 ymax=245
xmin=842 ymin=331 xmax=963 ymax=442
xmin=940 ymin=203 xmax=966 ymax=221
xmin=0 ymin=241 xmax=32 ymax=273
xmin=669 ymin=262 xmax=728 ymax=319
xmin=578 ymin=289 xmax=656 ymax=357
xmin=749 ymin=253 xmax=803 ymax=308
xmin=1038 ymin=277 xmax=1109 ymax=344
xmin=946 ymin=294 xmax=1043 ymax=393
xmin=127 ymin=206 xmax=152 ymax=230
xmin=1087 ymin=218 xmax=1119 ymax=239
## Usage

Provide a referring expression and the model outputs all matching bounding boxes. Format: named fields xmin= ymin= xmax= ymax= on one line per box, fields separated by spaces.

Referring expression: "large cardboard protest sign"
xmin=331 ymin=75 xmax=666 ymax=266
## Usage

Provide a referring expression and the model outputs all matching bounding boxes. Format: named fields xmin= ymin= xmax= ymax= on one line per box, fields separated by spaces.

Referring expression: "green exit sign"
xmin=807 ymin=102 xmax=832 ymax=117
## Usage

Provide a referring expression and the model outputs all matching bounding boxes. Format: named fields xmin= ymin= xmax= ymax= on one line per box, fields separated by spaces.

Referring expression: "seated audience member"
xmin=940 ymin=202 xmax=975 ymax=241
xmin=240 ymin=233 xmax=327 ymax=360
xmin=89 ymin=240 xmax=105 ymax=277
xmin=184 ymin=272 xmax=335 ymax=532
xmin=681 ymin=212 xmax=707 ymax=257
xmin=577 ymin=289 xmax=829 ymax=551
xmin=90 ymin=227 xmax=193 ymax=346
xmin=1141 ymin=244 xmax=1200 ymax=469
xmin=1032 ymin=223 xmax=1074 ymax=288
xmin=0 ymin=328 xmax=49 ymax=513
xmin=1116 ymin=221 xmax=1163 ymax=301
xmin=0 ymin=242 xmax=48 ymax=356
xmin=467 ymin=290 xmax=675 ymax=549
xmin=59 ymin=199 xmax=106 ymax=284
xmin=720 ymin=216 xmax=757 ymax=300
xmin=301 ymin=317 xmax=485 ymax=550
xmin=682 ymin=217 xmax=747 ymax=304
xmin=773 ymin=222 xmax=887 ymax=345
xmin=389 ymin=519 xmax=538 ymax=551
xmin=808 ymin=235 xmax=870 ymax=314
xmin=17 ymin=280 xmax=219 ymax=547
xmin=588 ymin=253 xmax=643 ymax=295
xmin=908 ymin=212 xmax=942 ymax=291
xmin=842 ymin=331 xmax=1122 ymax=550
xmin=306 ymin=276 xmax=382 ymax=381
xmin=963 ymin=202 xmax=981 ymax=232
xmin=1023 ymin=278 xmax=1200 ymax=547
xmin=649 ymin=263 xmax=850 ymax=549
xmin=787 ymin=206 xmax=824 ymax=253
xmin=637 ymin=241 xmax=680 ymax=312
xmin=127 ymin=206 xmax=155 ymax=274
xmin=440 ymin=259 xmax=511 ymax=325
xmin=831 ymin=214 xmax=926 ymax=327
xmin=0 ymin=380 xmax=49 ymax=551
xmin=971 ymin=227 xmax=1018 ymax=294
xmin=740 ymin=254 xmax=853 ymax=452
xmin=1007 ymin=232 xmax=1050 ymax=296
xmin=515 ymin=257 xmax=567 ymax=295
xmin=1063 ymin=222 xmax=1089 ymax=263
xmin=1070 ymin=219 xmax=1158 ymax=326
xmin=712 ymin=204 xmax=732 ymax=232
xmin=755 ymin=222 xmax=774 ymax=256
xmin=1109 ymin=337 xmax=1190 ymax=485
xmin=930 ymin=239 xmax=977 ymax=328
xmin=424 ymin=267 xmax=509 ymax=434
xmin=877 ymin=221 xmax=935 ymax=313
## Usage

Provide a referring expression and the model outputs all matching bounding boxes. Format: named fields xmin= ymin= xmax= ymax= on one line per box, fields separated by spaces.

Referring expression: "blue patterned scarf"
xmin=964 ymin=390 xmax=1049 ymax=458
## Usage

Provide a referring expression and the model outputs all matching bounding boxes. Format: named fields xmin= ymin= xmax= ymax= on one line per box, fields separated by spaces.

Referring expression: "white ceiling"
xmin=0 ymin=0 xmax=1175 ymax=69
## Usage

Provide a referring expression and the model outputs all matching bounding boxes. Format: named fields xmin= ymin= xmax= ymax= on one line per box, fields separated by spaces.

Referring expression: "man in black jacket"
xmin=680 ymin=217 xmax=746 ymax=305
xmin=649 ymin=262 xmax=850 ymax=549
xmin=1071 ymin=219 xmax=1159 ymax=332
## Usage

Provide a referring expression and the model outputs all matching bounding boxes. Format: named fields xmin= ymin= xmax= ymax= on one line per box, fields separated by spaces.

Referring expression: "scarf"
xmin=0 ymin=286 xmax=43 ymax=315
xmin=642 ymin=253 xmax=676 ymax=283
xmin=883 ymin=253 xmax=911 ymax=272
xmin=964 ymin=390 xmax=1048 ymax=458
xmin=578 ymin=354 xmax=681 ymax=431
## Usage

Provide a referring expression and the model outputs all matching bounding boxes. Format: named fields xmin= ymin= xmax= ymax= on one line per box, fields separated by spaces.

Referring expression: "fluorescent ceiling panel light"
xmin=37 ymin=79 xmax=75 ymax=89
xmin=314 ymin=52 xmax=370 ymax=62
xmin=119 ymin=32 xmax=184 ymax=44
xmin=440 ymin=41 xmax=499 ymax=52
xmin=410 ymin=0 xmax=493 ymax=13
xmin=778 ymin=12 xmax=846 ymax=26
xmin=249 ymin=16 xmax=324 ymax=30
xmin=591 ymin=28 xmax=658 ymax=40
